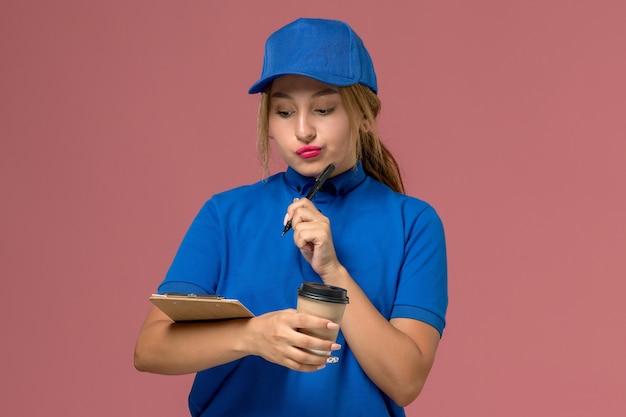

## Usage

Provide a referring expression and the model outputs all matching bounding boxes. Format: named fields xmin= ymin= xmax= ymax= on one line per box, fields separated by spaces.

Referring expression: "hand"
xmin=285 ymin=198 xmax=342 ymax=278
xmin=245 ymin=309 xmax=341 ymax=372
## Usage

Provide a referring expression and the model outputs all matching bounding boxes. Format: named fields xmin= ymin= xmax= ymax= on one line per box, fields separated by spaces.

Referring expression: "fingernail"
xmin=317 ymin=364 xmax=326 ymax=370
xmin=283 ymin=212 xmax=289 ymax=226
xmin=330 ymin=343 xmax=341 ymax=351
xmin=327 ymin=322 xmax=339 ymax=330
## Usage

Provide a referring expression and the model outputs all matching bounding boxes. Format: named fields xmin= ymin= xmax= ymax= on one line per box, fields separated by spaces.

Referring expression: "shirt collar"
xmin=284 ymin=161 xmax=366 ymax=197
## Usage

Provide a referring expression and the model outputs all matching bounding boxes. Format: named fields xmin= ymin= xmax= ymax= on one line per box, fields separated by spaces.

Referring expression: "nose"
xmin=295 ymin=112 xmax=315 ymax=143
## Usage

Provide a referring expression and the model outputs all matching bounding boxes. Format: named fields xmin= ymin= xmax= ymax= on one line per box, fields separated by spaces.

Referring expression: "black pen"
xmin=281 ymin=164 xmax=335 ymax=236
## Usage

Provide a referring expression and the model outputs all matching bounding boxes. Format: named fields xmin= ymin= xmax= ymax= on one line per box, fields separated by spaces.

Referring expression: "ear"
xmin=360 ymin=118 xmax=372 ymax=133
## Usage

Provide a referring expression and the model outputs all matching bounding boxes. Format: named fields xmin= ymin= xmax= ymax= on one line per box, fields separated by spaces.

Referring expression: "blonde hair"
xmin=256 ymin=83 xmax=405 ymax=194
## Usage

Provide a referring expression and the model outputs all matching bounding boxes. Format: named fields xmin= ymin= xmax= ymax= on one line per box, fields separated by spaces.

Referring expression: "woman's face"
xmin=268 ymin=75 xmax=357 ymax=178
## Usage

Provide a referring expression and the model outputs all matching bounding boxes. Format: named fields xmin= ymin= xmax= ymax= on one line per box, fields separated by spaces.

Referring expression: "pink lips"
xmin=296 ymin=146 xmax=322 ymax=159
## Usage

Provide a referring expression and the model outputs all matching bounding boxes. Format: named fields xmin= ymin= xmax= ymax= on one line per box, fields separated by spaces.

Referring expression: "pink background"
xmin=2 ymin=1 xmax=625 ymax=415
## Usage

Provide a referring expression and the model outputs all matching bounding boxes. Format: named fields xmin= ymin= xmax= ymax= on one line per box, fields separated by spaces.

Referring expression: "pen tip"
xmin=281 ymin=220 xmax=292 ymax=236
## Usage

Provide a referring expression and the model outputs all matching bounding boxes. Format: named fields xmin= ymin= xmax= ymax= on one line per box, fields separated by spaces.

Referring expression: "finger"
xmin=288 ymin=208 xmax=317 ymax=232
xmin=283 ymin=211 xmax=290 ymax=226
xmin=291 ymin=312 xmax=337 ymax=329
xmin=279 ymin=343 xmax=331 ymax=371
xmin=293 ymin=227 xmax=332 ymax=253
xmin=291 ymin=209 xmax=330 ymax=237
xmin=286 ymin=198 xmax=320 ymax=221
xmin=282 ymin=198 xmax=300 ymax=225
xmin=282 ymin=356 xmax=327 ymax=372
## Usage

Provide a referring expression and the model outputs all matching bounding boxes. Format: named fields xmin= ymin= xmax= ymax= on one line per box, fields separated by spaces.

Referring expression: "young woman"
xmin=135 ymin=18 xmax=448 ymax=417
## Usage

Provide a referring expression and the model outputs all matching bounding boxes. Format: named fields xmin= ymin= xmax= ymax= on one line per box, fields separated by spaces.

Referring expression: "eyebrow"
xmin=270 ymin=88 xmax=339 ymax=100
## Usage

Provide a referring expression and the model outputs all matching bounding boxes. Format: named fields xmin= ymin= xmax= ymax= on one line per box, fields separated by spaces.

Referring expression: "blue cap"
xmin=248 ymin=18 xmax=377 ymax=94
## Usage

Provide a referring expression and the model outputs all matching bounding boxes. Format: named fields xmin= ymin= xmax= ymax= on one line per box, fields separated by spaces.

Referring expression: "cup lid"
xmin=297 ymin=282 xmax=349 ymax=304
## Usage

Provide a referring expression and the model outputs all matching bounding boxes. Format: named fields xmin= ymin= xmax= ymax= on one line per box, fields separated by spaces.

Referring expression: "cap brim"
xmin=248 ymin=71 xmax=365 ymax=94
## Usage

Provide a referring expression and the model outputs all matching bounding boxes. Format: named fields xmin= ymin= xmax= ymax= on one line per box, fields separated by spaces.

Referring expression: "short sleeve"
xmin=391 ymin=204 xmax=448 ymax=336
xmin=157 ymin=199 xmax=224 ymax=295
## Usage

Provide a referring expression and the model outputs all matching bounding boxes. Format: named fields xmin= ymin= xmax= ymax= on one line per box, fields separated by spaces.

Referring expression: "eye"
xmin=275 ymin=110 xmax=293 ymax=118
xmin=316 ymin=107 xmax=335 ymax=115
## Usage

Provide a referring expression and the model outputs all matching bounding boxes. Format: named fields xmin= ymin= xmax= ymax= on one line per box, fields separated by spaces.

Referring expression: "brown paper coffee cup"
xmin=296 ymin=282 xmax=349 ymax=354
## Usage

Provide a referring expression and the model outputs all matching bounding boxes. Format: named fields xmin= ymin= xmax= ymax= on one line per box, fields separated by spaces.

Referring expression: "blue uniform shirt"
xmin=158 ymin=162 xmax=448 ymax=417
